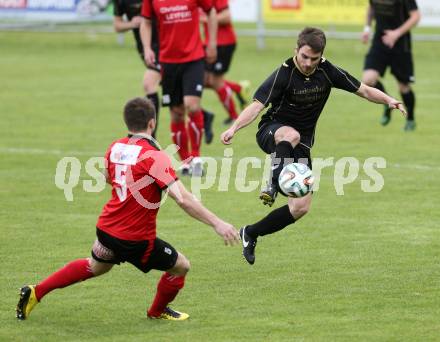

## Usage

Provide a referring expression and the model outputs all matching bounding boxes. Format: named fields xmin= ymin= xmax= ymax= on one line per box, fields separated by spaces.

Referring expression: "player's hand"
xmin=144 ymin=48 xmax=156 ymax=68
xmin=131 ymin=16 xmax=143 ymax=28
xmin=389 ymin=101 xmax=407 ymax=117
xmin=220 ymin=127 xmax=235 ymax=145
xmin=361 ymin=31 xmax=370 ymax=44
xmin=382 ymin=29 xmax=400 ymax=49
xmin=213 ymin=221 xmax=240 ymax=246
xmin=205 ymin=44 xmax=217 ymax=65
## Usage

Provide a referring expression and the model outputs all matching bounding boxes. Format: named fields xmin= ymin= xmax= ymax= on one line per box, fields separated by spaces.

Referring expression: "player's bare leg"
xmin=147 ymin=252 xmax=190 ymax=321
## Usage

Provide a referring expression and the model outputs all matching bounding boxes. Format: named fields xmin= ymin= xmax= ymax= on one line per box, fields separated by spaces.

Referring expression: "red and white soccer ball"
xmin=278 ymin=162 xmax=314 ymax=198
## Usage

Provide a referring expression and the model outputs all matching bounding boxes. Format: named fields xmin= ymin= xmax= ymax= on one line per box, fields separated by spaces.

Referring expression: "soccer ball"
xmin=278 ymin=162 xmax=314 ymax=198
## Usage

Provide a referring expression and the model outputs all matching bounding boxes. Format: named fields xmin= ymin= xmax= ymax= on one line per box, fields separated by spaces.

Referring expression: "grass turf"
xmin=0 ymin=30 xmax=439 ymax=341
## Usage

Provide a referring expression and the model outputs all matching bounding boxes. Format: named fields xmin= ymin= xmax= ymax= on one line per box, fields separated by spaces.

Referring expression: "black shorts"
xmin=256 ymin=121 xmax=312 ymax=169
xmin=91 ymin=229 xmax=178 ymax=273
xmin=205 ymin=44 xmax=236 ymax=75
xmin=364 ymin=43 xmax=414 ymax=84
xmin=161 ymin=58 xmax=205 ymax=107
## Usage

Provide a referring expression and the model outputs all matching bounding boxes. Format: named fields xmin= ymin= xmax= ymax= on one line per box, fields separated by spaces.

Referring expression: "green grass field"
xmin=1 ymin=29 xmax=440 ymax=341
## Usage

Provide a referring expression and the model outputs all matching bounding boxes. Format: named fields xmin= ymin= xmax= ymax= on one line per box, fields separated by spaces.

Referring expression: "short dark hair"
xmin=123 ymin=97 xmax=156 ymax=132
xmin=297 ymin=27 xmax=326 ymax=54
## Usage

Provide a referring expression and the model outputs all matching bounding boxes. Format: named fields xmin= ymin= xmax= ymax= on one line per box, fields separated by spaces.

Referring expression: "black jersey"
xmin=255 ymin=57 xmax=361 ymax=148
xmin=113 ymin=0 xmax=159 ymax=56
xmin=370 ymin=0 xmax=418 ymax=51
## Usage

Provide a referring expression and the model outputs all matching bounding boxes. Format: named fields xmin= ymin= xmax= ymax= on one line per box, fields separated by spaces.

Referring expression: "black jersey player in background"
xmin=113 ymin=0 xmax=162 ymax=138
xmin=221 ymin=27 xmax=407 ymax=265
xmin=361 ymin=0 xmax=420 ymax=131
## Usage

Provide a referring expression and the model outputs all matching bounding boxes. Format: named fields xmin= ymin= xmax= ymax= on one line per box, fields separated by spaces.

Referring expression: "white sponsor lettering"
xmin=110 ymin=143 xmax=142 ymax=166
xmin=27 ymin=0 xmax=75 ymax=10
xmin=159 ymin=5 xmax=188 ymax=14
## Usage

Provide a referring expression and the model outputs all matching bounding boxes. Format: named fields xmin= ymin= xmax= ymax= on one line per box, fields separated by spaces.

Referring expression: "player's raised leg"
xmin=260 ymin=125 xmax=300 ymax=206
xmin=240 ymin=194 xmax=312 ymax=265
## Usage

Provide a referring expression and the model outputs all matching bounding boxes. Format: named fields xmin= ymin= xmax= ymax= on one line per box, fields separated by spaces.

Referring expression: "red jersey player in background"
xmin=16 ymin=98 xmax=238 ymax=321
xmin=113 ymin=0 xmax=162 ymax=138
xmin=140 ymin=0 xmax=217 ymax=177
xmin=202 ymin=0 xmax=250 ymax=125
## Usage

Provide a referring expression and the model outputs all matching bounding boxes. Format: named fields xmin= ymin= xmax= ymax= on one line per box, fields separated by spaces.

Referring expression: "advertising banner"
xmin=0 ymin=0 xmax=111 ymax=21
xmin=263 ymin=0 xmax=368 ymax=25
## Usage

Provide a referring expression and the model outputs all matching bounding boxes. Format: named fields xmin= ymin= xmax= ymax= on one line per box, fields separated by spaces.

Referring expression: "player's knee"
xmin=88 ymin=257 xmax=113 ymax=276
xmin=172 ymin=253 xmax=190 ymax=276
xmin=275 ymin=129 xmax=300 ymax=146
xmin=185 ymin=103 xmax=200 ymax=114
xmin=171 ymin=107 xmax=185 ymax=122
xmin=288 ymin=200 xmax=310 ymax=220
xmin=181 ymin=258 xmax=191 ymax=274
xmin=398 ymin=83 xmax=411 ymax=94
xmin=143 ymin=81 xmax=157 ymax=94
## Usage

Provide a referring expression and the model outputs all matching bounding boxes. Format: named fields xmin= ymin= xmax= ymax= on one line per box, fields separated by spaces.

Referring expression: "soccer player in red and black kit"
xmin=113 ymin=0 xmax=162 ymax=138
xmin=16 ymin=98 xmax=238 ymax=321
xmin=201 ymin=0 xmax=250 ymax=125
xmin=361 ymin=0 xmax=420 ymax=131
xmin=140 ymin=0 xmax=218 ymax=176
xmin=221 ymin=28 xmax=407 ymax=265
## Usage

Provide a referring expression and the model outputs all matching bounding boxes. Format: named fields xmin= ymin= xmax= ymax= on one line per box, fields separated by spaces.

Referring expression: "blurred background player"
xmin=113 ymin=0 xmax=162 ymax=138
xmin=16 ymin=97 xmax=238 ymax=321
xmin=361 ymin=0 xmax=420 ymax=131
xmin=201 ymin=0 xmax=250 ymax=126
xmin=221 ymin=27 xmax=407 ymax=265
xmin=140 ymin=0 xmax=218 ymax=176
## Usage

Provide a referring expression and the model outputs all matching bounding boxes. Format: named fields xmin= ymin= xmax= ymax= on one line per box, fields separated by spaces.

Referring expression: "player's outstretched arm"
xmin=167 ymin=180 xmax=239 ymax=246
xmin=356 ymin=83 xmax=407 ymax=117
xmin=220 ymin=100 xmax=265 ymax=145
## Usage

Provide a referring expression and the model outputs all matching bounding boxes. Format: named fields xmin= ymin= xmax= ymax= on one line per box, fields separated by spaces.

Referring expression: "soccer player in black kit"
xmin=221 ymin=27 xmax=407 ymax=265
xmin=361 ymin=0 xmax=420 ymax=131
xmin=113 ymin=0 xmax=162 ymax=137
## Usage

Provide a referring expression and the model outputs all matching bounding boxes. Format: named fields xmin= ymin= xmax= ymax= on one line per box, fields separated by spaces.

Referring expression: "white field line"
xmin=1 ymin=147 xmax=439 ymax=171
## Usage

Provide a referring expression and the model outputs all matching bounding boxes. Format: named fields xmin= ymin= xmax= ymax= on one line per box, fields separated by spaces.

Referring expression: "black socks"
xmin=401 ymin=90 xmax=415 ymax=121
xmin=246 ymin=205 xmax=295 ymax=238
xmin=271 ymin=141 xmax=295 ymax=187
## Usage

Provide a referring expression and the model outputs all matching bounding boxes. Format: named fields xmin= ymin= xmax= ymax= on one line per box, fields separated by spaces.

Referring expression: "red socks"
xmin=35 ymin=259 xmax=94 ymax=301
xmin=216 ymin=85 xmax=238 ymax=120
xmin=188 ymin=110 xmax=204 ymax=157
xmin=147 ymin=273 xmax=186 ymax=317
xmin=224 ymin=79 xmax=241 ymax=94
xmin=171 ymin=121 xmax=190 ymax=161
